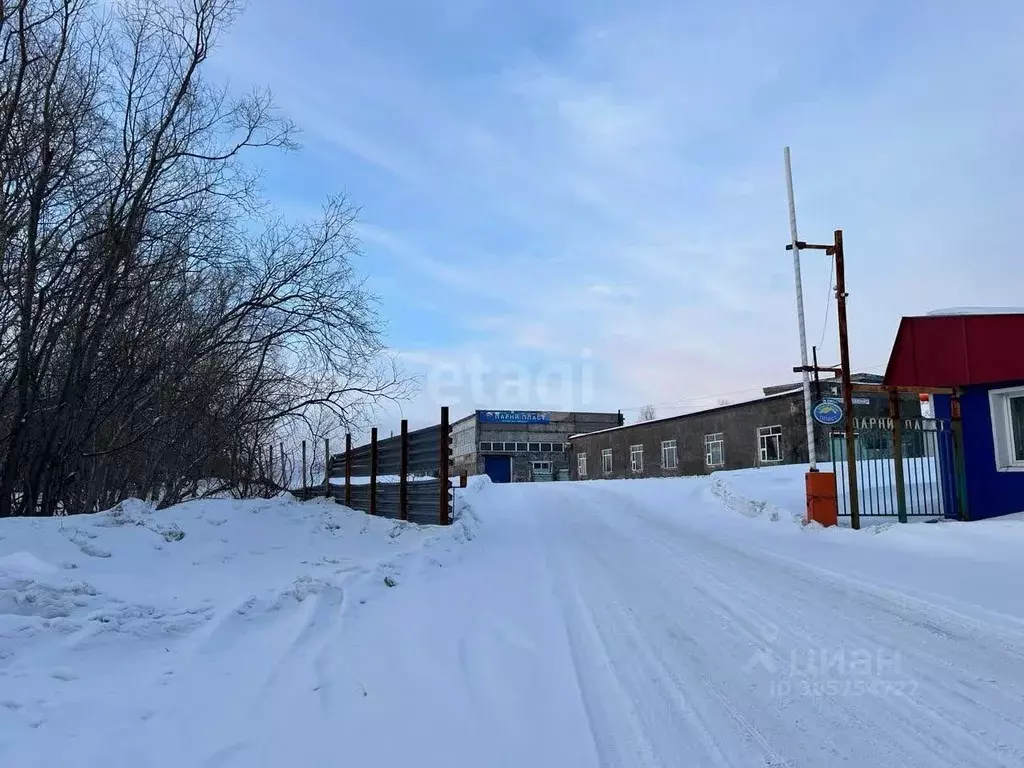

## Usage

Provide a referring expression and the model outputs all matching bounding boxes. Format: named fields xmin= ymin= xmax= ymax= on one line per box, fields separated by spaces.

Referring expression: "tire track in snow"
xmin=621 ymin=495 xmax=1024 ymax=758
xmin=555 ymin=521 xmax=793 ymax=765
xmin=574 ymin=482 xmax=1024 ymax=767
xmin=543 ymin=487 xmax=790 ymax=767
xmin=544 ymin=543 xmax=665 ymax=768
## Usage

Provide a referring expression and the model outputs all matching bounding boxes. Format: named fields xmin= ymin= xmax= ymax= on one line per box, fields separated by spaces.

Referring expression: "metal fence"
xmin=325 ymin=407 xmax=453 ymax=525
xmin=829 ymin=417 xmax=963 ymax=521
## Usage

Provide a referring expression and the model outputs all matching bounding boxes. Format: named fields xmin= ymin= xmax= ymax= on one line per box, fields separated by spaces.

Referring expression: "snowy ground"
xmin=3 ymin=469 xmax=1024 ymax=767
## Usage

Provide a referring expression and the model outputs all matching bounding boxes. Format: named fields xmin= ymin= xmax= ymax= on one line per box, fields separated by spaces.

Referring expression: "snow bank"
xmin=0 ymin=488 xmax=485 ymax=758
xmin=705 ymin=463 xmax=948 ymax=527
xmin=707 ymin=472 xmax=801 ymax=523
xmin=585 ymin=468 xmax=1024 ymax=622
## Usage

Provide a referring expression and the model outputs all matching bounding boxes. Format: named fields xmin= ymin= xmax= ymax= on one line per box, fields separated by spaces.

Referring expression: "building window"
xmin=758 ymin=425 xmax=783 ymax=463
xmin=661 ymin=439 xmax=678 ymax=470
xmin=989 ymin=386 xmax=1024 ymax=471
xmin=601 ymin=448 xmax=613 ymax=474
xmin=577 ymin=453 xmax=587 ymax=477
xmin=516 ymin=442 xmax=528 ymax=452
xmin=540 ymin=442 xmax=553 ymax=452
xmin=630 ymin=444 xmax=644 ymax=473
xmin=532 ymin=461 xmax=551 ymax=471
xmin=479 ymin=442 xmax=492 ymax=452
xmin=704 ymin=433 xmax=724 ymax=467
xmin=528 ymin=442 xmax=541 ymax=452
xmin=503 ymin=442 xmax=516 ymax=452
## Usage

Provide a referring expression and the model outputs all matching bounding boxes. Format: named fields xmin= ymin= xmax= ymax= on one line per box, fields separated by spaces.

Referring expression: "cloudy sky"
xmin=217 ymin=0 xmax=1024 ymax=435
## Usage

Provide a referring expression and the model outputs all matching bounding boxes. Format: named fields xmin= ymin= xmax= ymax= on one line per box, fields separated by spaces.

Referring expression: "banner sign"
xmin=479 ymin=411 xmax=551 ymax=424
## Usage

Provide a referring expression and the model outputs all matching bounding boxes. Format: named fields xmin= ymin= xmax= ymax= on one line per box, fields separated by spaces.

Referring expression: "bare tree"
xmin=637 ymin=404 xmax=657 ymax=422
xmin=0 ymin=0 xmax=404 ymax=516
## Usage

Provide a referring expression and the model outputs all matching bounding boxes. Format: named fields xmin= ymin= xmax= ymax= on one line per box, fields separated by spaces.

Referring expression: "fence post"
xmin=344 ymin=432 xmax=352 ymax=507
xmin=302 ymin=440 xmax=307 ymax=493
xmin=951 ymin=389 xmax=969 ymax=521
xmin=400 ymin=419 xmax=409 ymax=521
xmin=890 ymin=390 xmax=908 ymax=524
xmin=279 ymin=443 xmax=285 ymax=490
xmin=369 ymin=427 xmax=378 ymax=516
xmin=323 ymin=438 xmax=330 ymax=497
xmin=439 ymin=406 xmax=450 ymax=525
xmin=268 ymin=445 xmax=274 ymax=488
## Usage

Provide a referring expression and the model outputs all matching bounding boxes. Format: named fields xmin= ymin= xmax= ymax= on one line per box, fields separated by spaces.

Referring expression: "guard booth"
xmin=879 ymin=311 xmax=1024 ymax=521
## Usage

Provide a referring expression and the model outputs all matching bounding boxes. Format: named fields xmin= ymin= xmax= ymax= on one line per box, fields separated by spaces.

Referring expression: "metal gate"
xmin=829 ymin=417 xmax=966 ymax=522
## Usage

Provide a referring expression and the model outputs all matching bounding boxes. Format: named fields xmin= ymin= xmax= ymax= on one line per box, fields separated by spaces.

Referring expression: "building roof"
xmin=569 ymin=388 xmax=801 ymax=440
xmin=760 ymin=372 xmax=883 ymax=397
xmin=883 ymin=313 xmax=1024 ymax=388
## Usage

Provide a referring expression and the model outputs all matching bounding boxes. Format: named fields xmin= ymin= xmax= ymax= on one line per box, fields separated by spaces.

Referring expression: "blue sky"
xmin=217 ymin=0 xmax=1024 ymax=435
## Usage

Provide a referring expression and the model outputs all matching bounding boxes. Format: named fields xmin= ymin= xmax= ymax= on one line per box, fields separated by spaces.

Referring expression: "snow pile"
xmin=449 ymin=474 xmax=490 ymax=540
xmin=706 ymin=473 xmax=798 ymax=523
xmin=703 ymin=463 xmax=947 ymax=527
xmin=0 ymin=552 xmax=97 ymax=623
xmin=0 ymin=487 xmax=486 ymax=763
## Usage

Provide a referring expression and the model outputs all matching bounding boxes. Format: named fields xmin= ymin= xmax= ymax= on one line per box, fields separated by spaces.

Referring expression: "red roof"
xmin=884 ymin=313 xmax=1024 ymax=388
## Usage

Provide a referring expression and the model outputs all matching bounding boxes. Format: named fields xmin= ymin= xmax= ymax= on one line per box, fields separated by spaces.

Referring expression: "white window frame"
xmin=630 ymin=444 xmax=644 ymax=473
xmin=660 ymin=439 xmax=678 ymax=470
xmin=577 ymin=452 xmax=588 ymax=478
xmin=704 ymin=433 xmax=724 ymax=467
xmin=531 ymin=460 xmax=552 ymax=471
xmin=989 ymin=385 xmax=1024 ymax=471
xmin=757 ymin=425 xmax=783 ymax=464
xmin=601 ymin=448 xmax=613 ymax=474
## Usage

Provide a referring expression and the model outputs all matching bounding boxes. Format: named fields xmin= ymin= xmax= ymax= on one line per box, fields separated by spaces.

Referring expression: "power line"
xmin=817 ymin=255 xmax=836 ymax=352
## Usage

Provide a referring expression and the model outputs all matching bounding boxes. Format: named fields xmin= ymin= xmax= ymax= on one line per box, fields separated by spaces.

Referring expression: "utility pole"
xmin=784 ymin=147 xmax=818 ymax=470
xmin=832 ymin=229 xmax=860 ymax=530
xmin=787 ymin=230 xmax=860 ymax=529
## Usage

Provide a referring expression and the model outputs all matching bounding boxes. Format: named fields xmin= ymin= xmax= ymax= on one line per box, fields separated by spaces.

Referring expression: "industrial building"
xmin=568 ymin=375 xmax=923 ymax=481
xmin=451 ymin=410 xmax=622 ymax=483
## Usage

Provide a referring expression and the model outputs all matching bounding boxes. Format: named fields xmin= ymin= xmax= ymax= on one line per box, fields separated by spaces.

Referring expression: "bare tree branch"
xmin=0 ymin=0 xmax=406 ymax=516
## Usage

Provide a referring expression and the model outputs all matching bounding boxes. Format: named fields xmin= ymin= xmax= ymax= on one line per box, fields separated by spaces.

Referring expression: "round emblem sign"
xmin=812 ymin=399 xmax=844 ymax=425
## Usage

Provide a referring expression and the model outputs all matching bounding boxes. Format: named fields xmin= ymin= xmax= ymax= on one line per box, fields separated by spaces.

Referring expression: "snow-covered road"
xmin=338 ymin=479 xmax=1024 ymax=768
xmin=4 ymin=475 xmax=1024 ymax=767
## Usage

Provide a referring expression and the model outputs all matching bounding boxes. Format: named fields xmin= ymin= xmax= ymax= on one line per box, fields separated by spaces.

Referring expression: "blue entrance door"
xmin=484 ymin=455 xmax=512 ymax=483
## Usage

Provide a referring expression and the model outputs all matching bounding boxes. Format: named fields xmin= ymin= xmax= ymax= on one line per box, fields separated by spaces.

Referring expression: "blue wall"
xmin=934 ymin=381 xmax=1024 ymax=520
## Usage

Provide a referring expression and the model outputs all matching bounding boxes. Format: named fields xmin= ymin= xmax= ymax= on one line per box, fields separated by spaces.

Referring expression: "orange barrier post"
xmin=806 ymin=471 xmax=838 ymax=527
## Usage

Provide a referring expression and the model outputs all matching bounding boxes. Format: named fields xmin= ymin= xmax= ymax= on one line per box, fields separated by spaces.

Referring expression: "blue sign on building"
xmin=479 ymin=410 xmax=551 ymax=424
